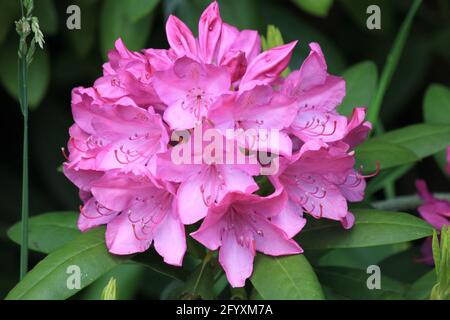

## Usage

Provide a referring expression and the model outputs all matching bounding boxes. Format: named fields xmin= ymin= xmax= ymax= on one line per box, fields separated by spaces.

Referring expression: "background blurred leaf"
xmin=291 ymin=0 xmax=334 ymax=18
xmin=355 ymin=141 xmax=418 ymax=173
xmin=64 ymin=0 xmax=98 ymax=57
xmin=372 ymin=123 xmax=450 ymax=159
xmin=423 ymin=84 xmax=450 ymax=176
xmin=338 ymin=61 xmax=378 ymax=116
xmin=251 ymin=254 xmax=324 ymax=300
xmin=378 ymin=246 xmax=432 ymax=283
xmin=100 ymin=0 xmax=155 ymax=59
xmin=173 ymin=0 xmax=261 ymax=32
xmin=34 ymin=0 xmax=58 ymax=35
xmin=260 ymin=0 xmax=346 ymax=73
xmin=365 ymin=164 xmax=414 ymax=197
xmin=0 ymin=44 xmax=50 ymax=109
xmin=338 ymin=0 xmax=394 ymax=33
xmin=5 ymin=228 xmax=126 ymax=300
xmin=177 ymin=260 xmax=214 ymax=300
xmin=127 ymin=0 xmax=160 ymax=22
xmin=296 ymin=209 xmax=433 ymax=250
xmin=8 ymin=211 xmax=79 ymax=254
xmin=0 ymin=1 xmax=19 ymax=45
xmin=315 ymin=243 xmax=410 ymax=269
xmin=316 ymin=266 xmax=406 ymax=299
xmin=406 ymin=270 xmax=436 ymax=300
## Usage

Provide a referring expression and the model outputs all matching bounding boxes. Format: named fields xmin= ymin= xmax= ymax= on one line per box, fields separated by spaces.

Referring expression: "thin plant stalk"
xmin=18 ymin=0 xmax=29 ymax=280
xmin=367 ymin=0 xmax=422 ymax=124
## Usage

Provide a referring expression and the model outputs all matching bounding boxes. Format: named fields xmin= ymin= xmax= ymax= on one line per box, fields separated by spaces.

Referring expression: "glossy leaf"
xmin=296 ymin=209 xmax=434 ymax=250
xmin=355 ymin=141 xmax=419 ymax=173
xmin=5 ymin=228 xmax=127 ymax=300
xmin=338 ymin=61 xmax=378 ymax=116
xmin=8 ymin=211 xmax=80 ymax=254
xmin=177 ymin=260 xmax=214 ymax=300
xmin=423 ymin=84 xmax=450 ymax=176
xmin=406 ymin=270 xmax=436 ymax=300
xmin=371 ymin=123 xmax=450 ymax=159
xmin=251 ymin=254 xmax=324 ymax=300
xmin=316 ymin=266 xmax=406 ymax=299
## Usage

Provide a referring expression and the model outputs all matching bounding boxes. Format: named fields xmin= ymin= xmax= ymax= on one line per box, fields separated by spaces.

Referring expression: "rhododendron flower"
xmin=62 ymin=0 xmax=371 ymax=287
xmin=191 ymin=191 xmax=304 ymax=287
xmin=416 ymin=180 xmax=450 ymax=264
xmin=82 ymin=171 xmax=185 ymax=265
xmin=67 ymin=87 xmax=168 ymax=176
xmin=272 ymin=145 xmax=364 ymax=228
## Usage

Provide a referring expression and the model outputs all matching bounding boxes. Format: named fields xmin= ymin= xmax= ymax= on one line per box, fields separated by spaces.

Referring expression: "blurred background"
xmin=0 ymin=0 xmax=448 ymax=298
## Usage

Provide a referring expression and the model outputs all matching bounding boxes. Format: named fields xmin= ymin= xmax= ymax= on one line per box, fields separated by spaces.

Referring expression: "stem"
xmin=18 ymin=0 xmax=29 ymax=280
xmin=367 ymin=0 xmax=422 ymax=124
xmin=371 ymin=193 xmax=450 ymax=211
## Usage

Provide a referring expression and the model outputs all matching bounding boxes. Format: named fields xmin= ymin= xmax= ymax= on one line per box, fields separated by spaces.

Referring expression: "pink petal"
xmin=290 ymin=110 xmax=348 ymax=143
xmin=176 ymin=176 xmax=209 ymax=224
xmin=154 ymin=207 xmax=186 ymax=266
xmin=106 ymin=212 xmax=153 ymax=255
xmin=165 ymin=15 xmax=197 ymax=57
xmin=253 ymin=214 xmax=303 ymax=256
xmin=270 ymin=198 xmax=306 ymax=238
xmin=340 ymin=211 xmax=355 ymax=229
xmin=198 ymin=1 xmax=222 ymax=63
xmin=219 ymin=232 xmax=255 ymax=288
xmin=240 ymin=41 xmax=297 ymax=90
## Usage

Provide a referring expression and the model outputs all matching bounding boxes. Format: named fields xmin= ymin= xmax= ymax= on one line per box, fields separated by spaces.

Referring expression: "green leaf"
xmin=82 ymin=263 xmax=145 ymax=300
xmin=338 ymin=0 xmax=394 ymax=33
xmin=338 ymin=61 xmax=378 ymax=116
xmin=432 ymin=230 xmax=440 ymax=276
xmin=366 ymin=164 xmax=414 ymax=197
xmin=34 ymin=0 xmax=58 ymax=35
xmin=5 ymin=228 xmax=127 ymax=300
xmin=100 ymin=0 xmax=155 ymax=59
xmin=0 ymin=1 xmax=19 ymax=44
xmin=423 ymin=84 xmax=450 ymax=176
xmin=316 ymin=266 xmax=406 ymax=299
xmin=371 ymin=123 xmax=450 ymax=159
xmin=406 ymin=270 xmax=436 ymax=300
xmin=7 ymin=211 xmax=80 ymax=253
xmin=296 ymin=209 xmax=434 ymax=250
xmin=423 ymin=85 xmax=450 ymax=125
xmin=316 ymin=243 xmax=410 ymax=269
xmin=291 ymin=0 xmax=334 ymax=18
xmin=178 ymin=259 xmax=215 ymax=300
xmin=101 ymin=277 xmax=117 ymax=300
xmin=0 ymin=45 xmax=50 ymax=109
xmin=126 ymin=0 xmax=160 ymax=22
xmin=133 ymin=251 xmax=187 ymax=282
xmin=367 ymin=0 xmax=422 ymax=124
xmin=65 ymin=0 xmax=97 ymax=57
xmin=260 ymin=0 xmax=346 ymax=73
xmin=261 ymin=25 xmax=285 ymax=51
xmin=355 ymin=141 xmax=419 ymax=173
xmin=251 ymin=254 xmax=324 ymax=300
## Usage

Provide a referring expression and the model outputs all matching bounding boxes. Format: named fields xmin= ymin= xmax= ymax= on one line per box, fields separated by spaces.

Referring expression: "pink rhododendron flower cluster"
xmin=63 ymin=2 xmax=371 ymax=287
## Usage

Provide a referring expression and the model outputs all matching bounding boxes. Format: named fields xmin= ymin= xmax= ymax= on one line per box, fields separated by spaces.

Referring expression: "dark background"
xmin=0 ymin=0 xmax=448 ymax=298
